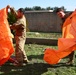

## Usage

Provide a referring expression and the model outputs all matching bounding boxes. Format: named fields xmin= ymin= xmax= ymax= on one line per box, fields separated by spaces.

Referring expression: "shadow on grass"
xmin=0 ymin=63 xmax=51 ymax=75
xmin=0 ymin=63 xmax=75 ymax=75
xmin=28 ymin=54 xmax=44 ymax=60
xmin=0 ymin=54 xmax=76 ymax=75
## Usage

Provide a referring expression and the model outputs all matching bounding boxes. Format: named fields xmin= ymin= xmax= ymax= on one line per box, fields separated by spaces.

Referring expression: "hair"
xmin=55 ymin=8 xmax=63 ymax=13
xmin=18 ymin=8 xmax=24 ymax=14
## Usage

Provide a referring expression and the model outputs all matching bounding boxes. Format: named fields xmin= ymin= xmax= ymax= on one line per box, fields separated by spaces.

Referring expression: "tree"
xmin=61 ymin=6 xmax=66 ymax=11
xmin=53 ymin=6 xmax=66 ymax=13
xmin=8 ymin=12 xmax=17 ymax=24
xmin=25 ymin=7 xmax=32 ymax=11
xmin=46 ymin=7 xmax=53 ymax=10
xmin=33 ymin=6 xmax=42 ymax=10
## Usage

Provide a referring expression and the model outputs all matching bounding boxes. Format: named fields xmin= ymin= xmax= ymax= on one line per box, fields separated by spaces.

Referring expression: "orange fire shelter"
xmin=44 ymin=10 xmax=76 ymax=64
xmin=0 ymin=7 xmax=14 ymax=65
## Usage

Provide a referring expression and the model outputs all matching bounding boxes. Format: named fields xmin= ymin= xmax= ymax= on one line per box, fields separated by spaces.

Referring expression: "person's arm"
xmin=10 ymin=24 xmax=16 ymax=30
xmin=10 ymin=7 xmax=18 ymax=16
xmin=6 ymin=5 xmax=10 ymax=14
xmin=10 ymin=20 xmax=22 ymax=30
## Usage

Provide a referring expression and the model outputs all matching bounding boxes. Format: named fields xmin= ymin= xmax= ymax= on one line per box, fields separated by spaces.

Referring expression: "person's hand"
xmin=6 ymin=5 xmax=11 ymax=9
xmin=6 ymin=5 xmax=11 ymax=14
xmin=10 ymin=25 xmax=12 ymax=27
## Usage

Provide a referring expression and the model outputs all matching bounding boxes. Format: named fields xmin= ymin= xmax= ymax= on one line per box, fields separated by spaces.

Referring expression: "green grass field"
xmin=0 ymin=32 xmax=76 ymax=75
xmin=26 ymin=32 xmax=62 ymax=39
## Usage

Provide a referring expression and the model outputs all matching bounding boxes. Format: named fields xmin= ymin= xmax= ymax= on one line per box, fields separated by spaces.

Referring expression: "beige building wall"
xmin=25 ymin=10 xmax=62 ymax=32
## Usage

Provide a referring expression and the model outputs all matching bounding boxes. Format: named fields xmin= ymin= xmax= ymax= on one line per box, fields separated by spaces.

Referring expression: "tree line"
xmin=24 ymin=6 xmax=66 ymax=11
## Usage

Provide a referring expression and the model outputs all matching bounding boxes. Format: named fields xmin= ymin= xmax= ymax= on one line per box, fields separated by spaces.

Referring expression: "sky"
xmin=0 ymin=0 xmax=76 ymax=11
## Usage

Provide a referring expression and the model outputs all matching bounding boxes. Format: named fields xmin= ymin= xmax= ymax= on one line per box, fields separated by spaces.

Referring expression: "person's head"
xmin=55 ymin=8 xmax=65 ymax=18
xmin=17 ymin=8 xmax=24 ymax=18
